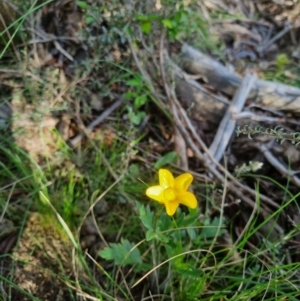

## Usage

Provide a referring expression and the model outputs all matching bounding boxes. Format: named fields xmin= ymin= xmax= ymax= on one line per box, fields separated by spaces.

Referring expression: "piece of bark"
xmin=168 ymin=60 xmax=229 ymax=124
xmin=175 ymin=77 xmax=228 ymax=123
xmin=181 ymin=44 xmax=300 ymax=112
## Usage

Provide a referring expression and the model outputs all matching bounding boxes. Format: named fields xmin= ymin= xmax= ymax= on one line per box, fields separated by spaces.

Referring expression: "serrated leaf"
xmin=146 ymin=229 xmax=156 ymax=241
xmin=154 ymin=151 xmax=178 ymax=169
xmin=141 ymin=21 xmax=151 ymax=34
xmin=146 ymin=229 xmax=169 ymax=243
xmin=156 ymin=230 xmax=169 ymax=243
xmin=137 ymin=203 xmax=153 ymax=230
xmin=156 ymin=211 xmax=172 ymax=231
xmin=99 ymin=239 xmax=142 ymax=266
xmin=166 ymin=242 xmax=183 ymax=267
xmin=199 ymin=217 xmax=226 ymax=239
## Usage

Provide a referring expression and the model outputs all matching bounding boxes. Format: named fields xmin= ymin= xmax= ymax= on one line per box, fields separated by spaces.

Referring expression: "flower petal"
xmin=146 ymin=185 xmax=165 ymax=202
xmin=159 ymin=169 xmax=175 ymax=189
xmin=176 ymin=191 xmax=197 ymax=209
xmin=165 ymin=201 xmax=179 ymax=216
xmin=174 ymin=173 xmax=193 ymax=191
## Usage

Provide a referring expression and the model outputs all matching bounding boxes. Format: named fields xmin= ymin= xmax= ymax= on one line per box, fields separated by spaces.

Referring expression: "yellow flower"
xmin=146 ymin=169 xmax=197 ymax=216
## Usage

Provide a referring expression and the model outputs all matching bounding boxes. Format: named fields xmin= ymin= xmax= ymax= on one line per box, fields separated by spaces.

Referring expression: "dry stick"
xmin=233 ymin=111 xmax=287 ymax=124
xmin=0 ymin=68 xmax=43 ymax=82
xmin=209 ymin=73 xmax=257 ymax=162
xmin=69 ymin=96 xmax=125 ymax=147
xmin=176 ymin=100 xmax=284 ymax=235
xmin=181 ymin=43 xmax=300 ymax=112
xmin=171 ymin=95 xmax=261 ymax=211
xmin=175 ymin=96 xmax=285 ymax=234
xmin=256 ymin=22 xmax=292 ymax=54
xmin=170 ymin=90 xmax=280 ymax=211
xmin=254 ymin=142 xmax=300 ymax=187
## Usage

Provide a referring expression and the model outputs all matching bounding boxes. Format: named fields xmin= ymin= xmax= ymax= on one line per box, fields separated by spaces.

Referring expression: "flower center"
xmin=164 ymin=188 xmax=176 ymax=201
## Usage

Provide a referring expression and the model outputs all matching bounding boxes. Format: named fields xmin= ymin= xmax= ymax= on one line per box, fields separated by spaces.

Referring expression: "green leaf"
xmin=199 ymin=216 xmax=226 ymax=239
xmin=99 ymin=239 xmax=142 ymax=266
xmin=126 ymin=77 xmax=143 ymax=87
xmin=135 ymin=14 xmax=149 ymax=22
xmin=146 ymin=229 xmax=156 ymax=241
xmin=85 ymin=16 xmax=95 ymax=25
xmin=276 ymin=53 xmax=290 ymax=69
xmin=187 ymin=227 xmax=196 ymax=240
xmin=129 ymin=163 xmax=140 ymax=177
xmin=176 ymin=265 xmax=204 ymax=277
xmin=156 ymin=231 xmax=169 ymax=243
xmin=166 ymin=242 xmax=183 ymax=268
xmin=131 ymin=111 xmax=146 ymax=125
xmin=134 ymin=262 xmax=153 ymax=272
xmin=156 ymin=211 xmax=172 ymax=232
xmin=146 ymin=229 xmax=169 ymax=243
xmin=135 ymin=14 xmax=158 ymax=22
xmin=141 ymin=21 xmax=152 ymax=34
xmin=134 ymin=95 xmax=148 ymax=109
xmin=162 ymin=19 xmax=173 ymax=29
xmin=154 ymin=151 xmax=178 ymax=169
xmin=124 ymin=91 xmax=135 ymax=99
xmin=77 ymin=1 xmax=88 ymax=10
xmin=137 ymin=202 xmax=153 ymax=231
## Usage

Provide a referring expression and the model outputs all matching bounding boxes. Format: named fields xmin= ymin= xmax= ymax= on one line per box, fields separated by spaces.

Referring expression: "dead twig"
xmin=69 ymin=96 xmax=125 ymax=147
xmin=209 ymin=72 xmax=257 ymax=162
xmin=170 ymin=87 xmax=280 ymax=211
xmin=254 ymin=142 xmax=300 ymax=187
xmin=181 ymin=43 xmax=300 ymax=112
xmin=256 ymin=22 xmax=292 ymax=55
xmin=232 ymin=112 xmax=288 ymax=124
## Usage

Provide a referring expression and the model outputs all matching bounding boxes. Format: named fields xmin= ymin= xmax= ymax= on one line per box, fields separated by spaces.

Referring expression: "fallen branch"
xmin=169 ymin=83 xmax=280 ymax=212
xmin=168 ymin=59 xmax=229 ymax=124
xmin=179 ymin=44 xmax=300 ymax=112
xmin=209 ymin=73 xmax=257 ymax=162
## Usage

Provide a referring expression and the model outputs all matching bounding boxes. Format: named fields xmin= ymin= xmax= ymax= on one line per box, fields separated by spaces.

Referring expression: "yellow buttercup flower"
xmin=146 ymin=169 xmax=197 ymax=216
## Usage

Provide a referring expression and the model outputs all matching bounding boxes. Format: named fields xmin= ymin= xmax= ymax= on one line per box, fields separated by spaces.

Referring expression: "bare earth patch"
xmin=12 ymin=213 xmax=73 ymax=301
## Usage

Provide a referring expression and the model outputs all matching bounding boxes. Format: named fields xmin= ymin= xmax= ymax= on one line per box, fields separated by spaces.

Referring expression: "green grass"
xmin=1 ymin=0 xmax=300 ymax=300
xmin=2 ymin=136 xmax=297 ymax=300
